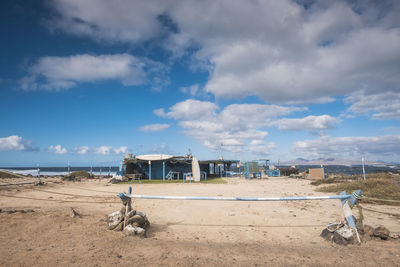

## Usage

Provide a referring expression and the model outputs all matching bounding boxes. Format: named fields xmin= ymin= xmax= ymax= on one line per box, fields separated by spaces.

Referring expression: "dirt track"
xmin=0 ymin=177 xmax=399 ymax=266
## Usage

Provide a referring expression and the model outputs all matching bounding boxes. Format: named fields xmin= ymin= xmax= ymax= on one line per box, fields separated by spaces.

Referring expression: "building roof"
xmin=124 ymin=154 xmax=238 ymax=164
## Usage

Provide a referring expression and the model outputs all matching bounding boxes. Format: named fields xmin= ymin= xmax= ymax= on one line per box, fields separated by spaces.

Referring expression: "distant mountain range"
xmin=280 ymin=157 xmax=398 ymax=166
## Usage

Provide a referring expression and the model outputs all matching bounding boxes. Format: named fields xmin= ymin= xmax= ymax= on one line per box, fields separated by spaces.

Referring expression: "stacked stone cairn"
xmin=107 ymin=196 xmax=150 ymax=237
xmin=321 ymin=218 xmax=397 ymax=245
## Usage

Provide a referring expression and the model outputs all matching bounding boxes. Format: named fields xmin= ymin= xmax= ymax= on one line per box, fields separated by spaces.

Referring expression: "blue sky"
xmin=1 ymin=0 xmax=400 ymax=166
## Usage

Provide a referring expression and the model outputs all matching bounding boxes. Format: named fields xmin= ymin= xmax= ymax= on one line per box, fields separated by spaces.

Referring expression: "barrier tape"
xmin=119 ymin=188 xmax=363 ymax=243
xmin=119 ymin=193 xmax=353 ymax=201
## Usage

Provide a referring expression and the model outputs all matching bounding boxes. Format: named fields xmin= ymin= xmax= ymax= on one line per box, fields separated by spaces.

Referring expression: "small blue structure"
xmin=267 ymin=170 xmax=280 ymax=177
xmin=244 ymin=161 xmax=261 ymax=179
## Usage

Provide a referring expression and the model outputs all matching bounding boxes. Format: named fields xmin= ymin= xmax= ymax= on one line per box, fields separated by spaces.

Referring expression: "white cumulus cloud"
xmin=345 ymin=91 xmax=400 ymax=120
xmin=248 ymin=141 xmax=278 ymax=157
xmin=149 ymin=143 xmax=175 ymax=154
xmin=0 ymin=135 xmax=38 ymax=152
xmin=20 ymin=54 xmax=166 ymax=91
xmin=95 ymin=146 xmax=113 ymax=155
xmin=154 ymin=99 xmax=218 ymax=120
xmin=48 ymin=1 xmax=400 ymax=108
xmin=292 ymin=135 xmax=400 ymax=160
xmin=49 ymin=145 xmax=67 ymax=154
xmin=180 ymin=84 xmax=200 ymax=96
xmin=114 ymin=146 xmax=128 ymax=154
xmin=95 ymin=146 xmax=129 ymax=155
xmin=139 ymin=123 xmax=170 ymax=132
xmin=155 ymin=99 xmax=304 ymax=155
xmin=74 ymin=146 xmax=89 ymax=155
xmin=274 ymin=115 xmax=340 ymax=131
xmin=50 ymin=0 xmax=170 ymax=44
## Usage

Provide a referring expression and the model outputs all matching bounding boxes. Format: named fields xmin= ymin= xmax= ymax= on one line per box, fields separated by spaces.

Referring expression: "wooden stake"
xmin=123 ymin=202 xmax=129 ymax=229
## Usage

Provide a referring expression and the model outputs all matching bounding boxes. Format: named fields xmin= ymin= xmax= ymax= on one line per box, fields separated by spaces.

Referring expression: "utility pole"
xmin=99 ymin=163 xmax=102 ymax=182
xmin=219 ymin=143 xmax=224 ymax=160
xmin=362 ymin=157 xmax=366 ymax=181
xmin=37 ymin=164 xmax=41 ymax=183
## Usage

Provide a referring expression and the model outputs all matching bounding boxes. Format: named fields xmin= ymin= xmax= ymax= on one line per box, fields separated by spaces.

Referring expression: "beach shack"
xmin=121 ymin=154 xmax=238 ymax=181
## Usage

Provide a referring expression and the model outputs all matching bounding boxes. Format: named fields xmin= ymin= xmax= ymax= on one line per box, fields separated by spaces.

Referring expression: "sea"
xmin=0 ymin=166 xmax=120 ymax=177
xmin=286 ymin=164 xmax=400 ymax=176
xmin=1 ymin=165 xmax=399 ymax=177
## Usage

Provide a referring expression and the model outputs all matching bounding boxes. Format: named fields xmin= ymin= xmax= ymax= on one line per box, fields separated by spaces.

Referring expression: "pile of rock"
xmin=0 ymin=208 xmax=35 ymax=214
xmin=321 ymin=221 xmax=398 ymax=245
xmin=360 ymin=225 xmax=399 ymax=241
xmin=107 ymin=204 xmax=150 ymax=237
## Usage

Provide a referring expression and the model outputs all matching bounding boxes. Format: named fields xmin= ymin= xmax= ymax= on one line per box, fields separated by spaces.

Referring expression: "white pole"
xmin=362 ymin=157 xmax=366 ymax=181
xmin=37 ymin=164 xmax=40 ymax=183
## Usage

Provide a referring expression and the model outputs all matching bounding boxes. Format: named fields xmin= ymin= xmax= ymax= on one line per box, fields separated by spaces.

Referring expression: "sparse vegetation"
xmin=70 ymin=171 xmax=92 ymax=178
xmin=311 ymin=177 xmax=345 ymax=186
xmin=118 ymin=177 xmax=227 ymax=184
xmin=0 ymin=170 xmax=23 ymax=178
xmin=201 ymin=178 xmax=227 ymax=184
xmin=313 ymin=172 xmax=400 ymax=206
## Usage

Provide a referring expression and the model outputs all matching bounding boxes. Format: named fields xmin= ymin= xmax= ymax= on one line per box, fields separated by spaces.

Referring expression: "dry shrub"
xmin=316 ymin=173 xmax=400 ymax=206
xmin=70 ymin=171 xmax=92 ymax=178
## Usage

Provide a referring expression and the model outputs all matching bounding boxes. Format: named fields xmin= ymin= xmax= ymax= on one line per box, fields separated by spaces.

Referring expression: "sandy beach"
xmin=0 ymin=177 xmax=399 ymax=266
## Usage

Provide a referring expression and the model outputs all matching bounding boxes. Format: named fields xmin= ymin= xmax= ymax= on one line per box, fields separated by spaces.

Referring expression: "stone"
xmin=113 ymin=220 xmax=124 ymax=231
xmin=374 ymin=226 xmax=390 ymax=240
xmin=389 ymin=232 xmax=399 ymax=239
xmin=321 ymin=228 xmax=334 ymax=241
xmin=142 ymin=219 xmax=151 ymax=230
xmin=134 ymin=227 xmax=146 ymax=237
xmin=333 ymin=232 xmax=353 ymax=245
xmin=136 ymin=211 xmax=146 ymax=217
xmin=326 ymin=222 xmax=343 ymax=233
xmin=107 ymin=206 xmax=150 ymax=236
xmin=1 ymin=209 xmax=35 ymax=214
xmin=333 ymin=232 xmax=348 ymax=245
xmin=360 ymin=225 xmax=374 ymax=242
xmin=123 ymin=225 xmax=136 ymax=236
xmin=69 ymin=208 xmax=81 ymax=218
xmin=336 ymin=225 xmax=354 ymax=240
xmin=126 ymin=215 xmax=144 ymax=226
xmin=107 ymin=210 xmax=124 ymax=230
xmin=362 ymin=225 xmax=374 ymax=236
xmin=126 ymin=210 xmax=136 ymax=219
xmin=108 ymin=178 xmax=121 ymax=184
xmin=332 ymin=225 xmax=354 ymax=245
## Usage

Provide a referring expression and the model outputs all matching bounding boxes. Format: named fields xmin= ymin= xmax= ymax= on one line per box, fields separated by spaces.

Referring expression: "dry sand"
xmin=0 ymin=177 xmax=399 ymax=266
